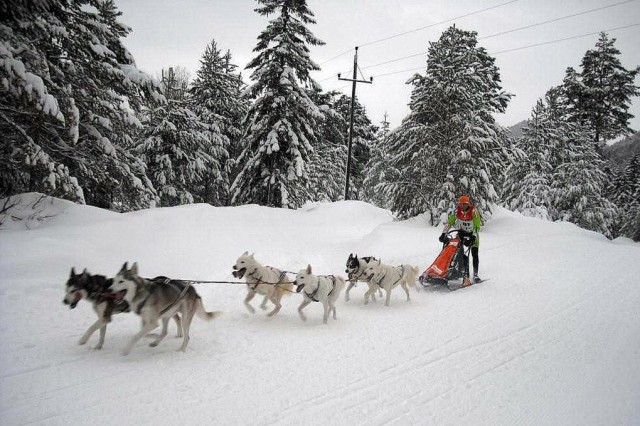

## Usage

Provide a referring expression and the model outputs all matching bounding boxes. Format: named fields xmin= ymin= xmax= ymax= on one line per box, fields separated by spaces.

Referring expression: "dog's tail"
xmin=196 ymin=299 xmax=222 ymax=321
xmin=406 ymin=265 xmax=420 ymax=287
xmin=278 ymin=282 xmax=294 ymax=296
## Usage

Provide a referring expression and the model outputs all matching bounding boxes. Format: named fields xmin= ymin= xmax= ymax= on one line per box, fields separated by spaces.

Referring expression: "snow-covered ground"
xmin=1 ymin=194 xmax=639 ymax=425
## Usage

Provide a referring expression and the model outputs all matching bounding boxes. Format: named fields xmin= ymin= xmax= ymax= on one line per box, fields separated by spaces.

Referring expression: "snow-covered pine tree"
xmin=502 ymin=99 xmax=556 ymax=220
xmin=136 ymin=68 xmax=227 ymax=207
xmin=0 ymin=0 xmax=162 ymax=210
xmin=190 ymin=39 xmax=248 ymax=202
xmin=616 ymin=154 xmax=640 ymax=240
xmin=362 ymin=113 xmax=394 ymax=209
xmin=331 ymin=94 xmax=377 ymax=200
xmin=306 ymin=89 xmax=347 ymax=202
xmin=231 ymin=0 xmax=324 ymax=208
xmin=562 ymin=32 xmax=640 ymax=147
xmin=373 ymin=26 xmax=513 ymax=223
xmin=550 ymin=122 xmax=618 ymax=238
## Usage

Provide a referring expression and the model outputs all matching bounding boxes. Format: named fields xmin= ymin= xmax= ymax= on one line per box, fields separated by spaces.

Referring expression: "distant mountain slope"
xmin=604 ymin=132 xmax=640 ymax=170
xmin=507 ymin=119 xmax=528 ymax=139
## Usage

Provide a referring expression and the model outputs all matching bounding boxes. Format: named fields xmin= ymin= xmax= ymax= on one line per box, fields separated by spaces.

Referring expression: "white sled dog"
xmin=109 ymin=262 xmax=221 ymax=355
xmin=63 ymin=267 xmax=181 ymax=350
xmin=294 ymin=265 xmax=345 ymax=324
xmin=363 ymin=261 xmax=419 ymax=307
xmin=344 ymin=253 xmax=382 ymax=302
xmin=232 ymin=252 xmax=293 ymax=317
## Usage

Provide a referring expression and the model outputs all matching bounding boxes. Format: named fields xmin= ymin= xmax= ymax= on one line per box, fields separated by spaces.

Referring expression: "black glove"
xmin=462 ymin=235 xmax=476 ymax=247
xmin=438 ymin=233 xmax=446 ymax=243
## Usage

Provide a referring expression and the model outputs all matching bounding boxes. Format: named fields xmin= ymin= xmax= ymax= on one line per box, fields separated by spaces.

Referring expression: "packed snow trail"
xmin=1 ymin=196 xmax=639 ymax=425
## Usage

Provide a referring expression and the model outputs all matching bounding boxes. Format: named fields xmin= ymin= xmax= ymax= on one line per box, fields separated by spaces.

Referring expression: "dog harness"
xmin=305 ymin=276 xmax=336 ymax=302
xmin=247 ymin=267 xmax=286 ymax=290
xmin=373 ymin=265 xmax=405 ymax=288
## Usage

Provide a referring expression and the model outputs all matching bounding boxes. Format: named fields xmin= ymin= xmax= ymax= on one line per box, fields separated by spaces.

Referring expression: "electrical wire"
xmin=370 ymin=22 xmax=640 ymax=79
xmin=359 ymin=0 xmax=521 ymax=48
xmin=316 ymin=0 xmax=520 ymax=66
xmin=360 ymin=0 xmax=637 ymax=72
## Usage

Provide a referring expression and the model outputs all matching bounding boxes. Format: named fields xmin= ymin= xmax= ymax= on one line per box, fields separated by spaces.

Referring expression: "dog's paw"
xmin=91 ymin=344 xmax=103 ymax=350
xmin=149 ymin=342 xmax=159 ymax=347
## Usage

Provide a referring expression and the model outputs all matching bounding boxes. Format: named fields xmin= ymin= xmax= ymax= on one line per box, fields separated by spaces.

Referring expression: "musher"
xmin=439 ymin=195 xmax=482 ymax=283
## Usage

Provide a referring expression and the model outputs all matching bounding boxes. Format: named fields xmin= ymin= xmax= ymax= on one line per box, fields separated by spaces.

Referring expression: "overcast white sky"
xmin=114 ymin=0 xmax=640 ymax=133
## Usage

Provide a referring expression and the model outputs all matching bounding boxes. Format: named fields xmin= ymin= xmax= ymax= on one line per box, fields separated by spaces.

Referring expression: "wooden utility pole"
xmin=338 ymin=46 xmax=372 ymax=201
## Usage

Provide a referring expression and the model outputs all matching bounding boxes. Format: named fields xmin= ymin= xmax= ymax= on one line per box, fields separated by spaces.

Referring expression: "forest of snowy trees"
xmin=1 ymin=0 xmax=639 ymax=240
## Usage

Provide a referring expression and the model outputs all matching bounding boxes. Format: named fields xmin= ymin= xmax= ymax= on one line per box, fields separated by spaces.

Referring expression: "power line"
xmin=318 ymin=48 xmax=354 ymax=66
xmin=490 ymin=22 xmax=640 ymax=54
xmin=360 ymin=0 xmax=637 ymax=72
xmin=480 ymin=0 xmax=637 ymax=41
xmin=315 ymin=0 xmax=520 ymax=67
xmin=370 ymin=22 xmax=640 ymax=79
xmin=359 ymin=0 xmax=520 ymax=48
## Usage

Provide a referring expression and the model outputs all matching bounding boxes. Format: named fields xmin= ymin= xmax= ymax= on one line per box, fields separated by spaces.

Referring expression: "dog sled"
xmin=419 ymin=230 xmax=485 ymax=291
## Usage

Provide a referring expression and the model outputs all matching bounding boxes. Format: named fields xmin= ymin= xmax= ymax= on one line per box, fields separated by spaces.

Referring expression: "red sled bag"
xmin=424 ymin=236 xmax=461 ymax=280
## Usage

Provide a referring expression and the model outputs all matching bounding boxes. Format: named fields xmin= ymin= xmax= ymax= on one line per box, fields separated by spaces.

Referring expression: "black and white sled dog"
xmin=344 ymin=253 xmax=383 ymax=302
xmin=294 ymin=265 xmax=345 ymax=324
xmin=363 ymin=261 xmax=419 ymax=307
xmin=232 ymin=252 xmax=293 ymax=317
xmin=63 ymin=267 xmax=181 ymax=350
xmin=109 ymin=262 xmax=221 ymax=355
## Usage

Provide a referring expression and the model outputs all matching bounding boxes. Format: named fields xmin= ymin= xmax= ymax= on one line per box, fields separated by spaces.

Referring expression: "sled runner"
xmin=419 ymin=230 xmax=479 ymax=291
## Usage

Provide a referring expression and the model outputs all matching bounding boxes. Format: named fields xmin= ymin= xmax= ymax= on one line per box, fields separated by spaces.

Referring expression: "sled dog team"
xmin=63 ymin=252 xmax=419 ymax=355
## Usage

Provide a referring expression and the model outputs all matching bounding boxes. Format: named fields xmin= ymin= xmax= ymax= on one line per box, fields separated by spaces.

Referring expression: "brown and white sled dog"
xmin=109 ymin=262 xmax=221 ymax=355
xmin=63 ymin=267 xmax=182 ymax=350
xmin=363 ymin=262 xmax=419 ymax=307
xmin=232 ymin=252 xmax=293 ymax=317
xmin=294 ymin=265 xmax=345 ymax=324
xmin=344 ymin=254 xmax=382 ymax=302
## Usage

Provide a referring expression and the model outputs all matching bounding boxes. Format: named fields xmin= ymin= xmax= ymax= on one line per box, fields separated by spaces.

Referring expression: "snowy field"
xmin=1 ymin=195 xmax=639 ymax=425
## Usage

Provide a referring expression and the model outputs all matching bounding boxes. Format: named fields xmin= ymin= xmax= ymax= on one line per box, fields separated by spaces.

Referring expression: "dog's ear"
xmin=82 ymin=267 xmax=88 ymax=275
xmin=130 ymin=262 xmax=138 ymax=275
xmin=250 ymin=252 xmax=254 ymax=258
xmin=306 ymin=264 xmax=312 ymax=274
xmin=120 ymin=262 xmax=128 ymax=273
xmin=243 ymin=251 xmax=248 ymax=256
xmin=70 ymin=267 xmax=76 ymax=277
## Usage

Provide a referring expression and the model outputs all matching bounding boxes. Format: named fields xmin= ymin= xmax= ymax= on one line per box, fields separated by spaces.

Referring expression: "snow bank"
xmin=0 ymin=197 xmax=638 ymax=425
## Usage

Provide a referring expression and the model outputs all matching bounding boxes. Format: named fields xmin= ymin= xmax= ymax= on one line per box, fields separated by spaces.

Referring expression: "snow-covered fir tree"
xmin=0 ymin=0 xmax=162 ymax=210
xmin=372 ymin=26 xmax=513 ymax=223
xmin=306 ymin=89 xmax=347 ymax=202
xmin=230 ymin=0 xmax=324 ymax=208
xmin=190 ymin=39 xmax=248 ymax=200
xmin=615 ymin=154 xmax=640 ymax=240
xmin=550 ymin=128 xmax=619 ymax=238
xmin=503 ymin=86 xmax=619 ymax=237
xmin=362 ymin=113 xmax=394 ymax=209
xmin=136 ymin=68 xmax=227 ymax=207
xmin=562 ymin=32 xmax=640 ymax=147
xmin=502 ymin=98 xmax=556 ymax=220
xmin=332 ymin=94 xmax=377 ymax=200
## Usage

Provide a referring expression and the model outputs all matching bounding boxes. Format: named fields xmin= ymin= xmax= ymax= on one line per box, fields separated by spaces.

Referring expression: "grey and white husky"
xmin=109 ymin=262 xmax=221 ymax=355
xmin=363 ymin=261 xmax=419 ymax=307
xmin=63 ymin=267 xmax=182 ymax=350
xmin=344 ymin=254 xmax=382 ymax=302
xmin=294 ymin=265 xmax=345 ymax=324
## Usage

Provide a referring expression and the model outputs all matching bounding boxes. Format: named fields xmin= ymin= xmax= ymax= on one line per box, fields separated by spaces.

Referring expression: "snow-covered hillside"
xmin=1 ymin=195 xmax=639 ymax=425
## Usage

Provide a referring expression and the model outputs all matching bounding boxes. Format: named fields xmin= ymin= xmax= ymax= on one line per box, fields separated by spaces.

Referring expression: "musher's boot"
xmin=473 ymin=273 xmax=481 ymax=283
